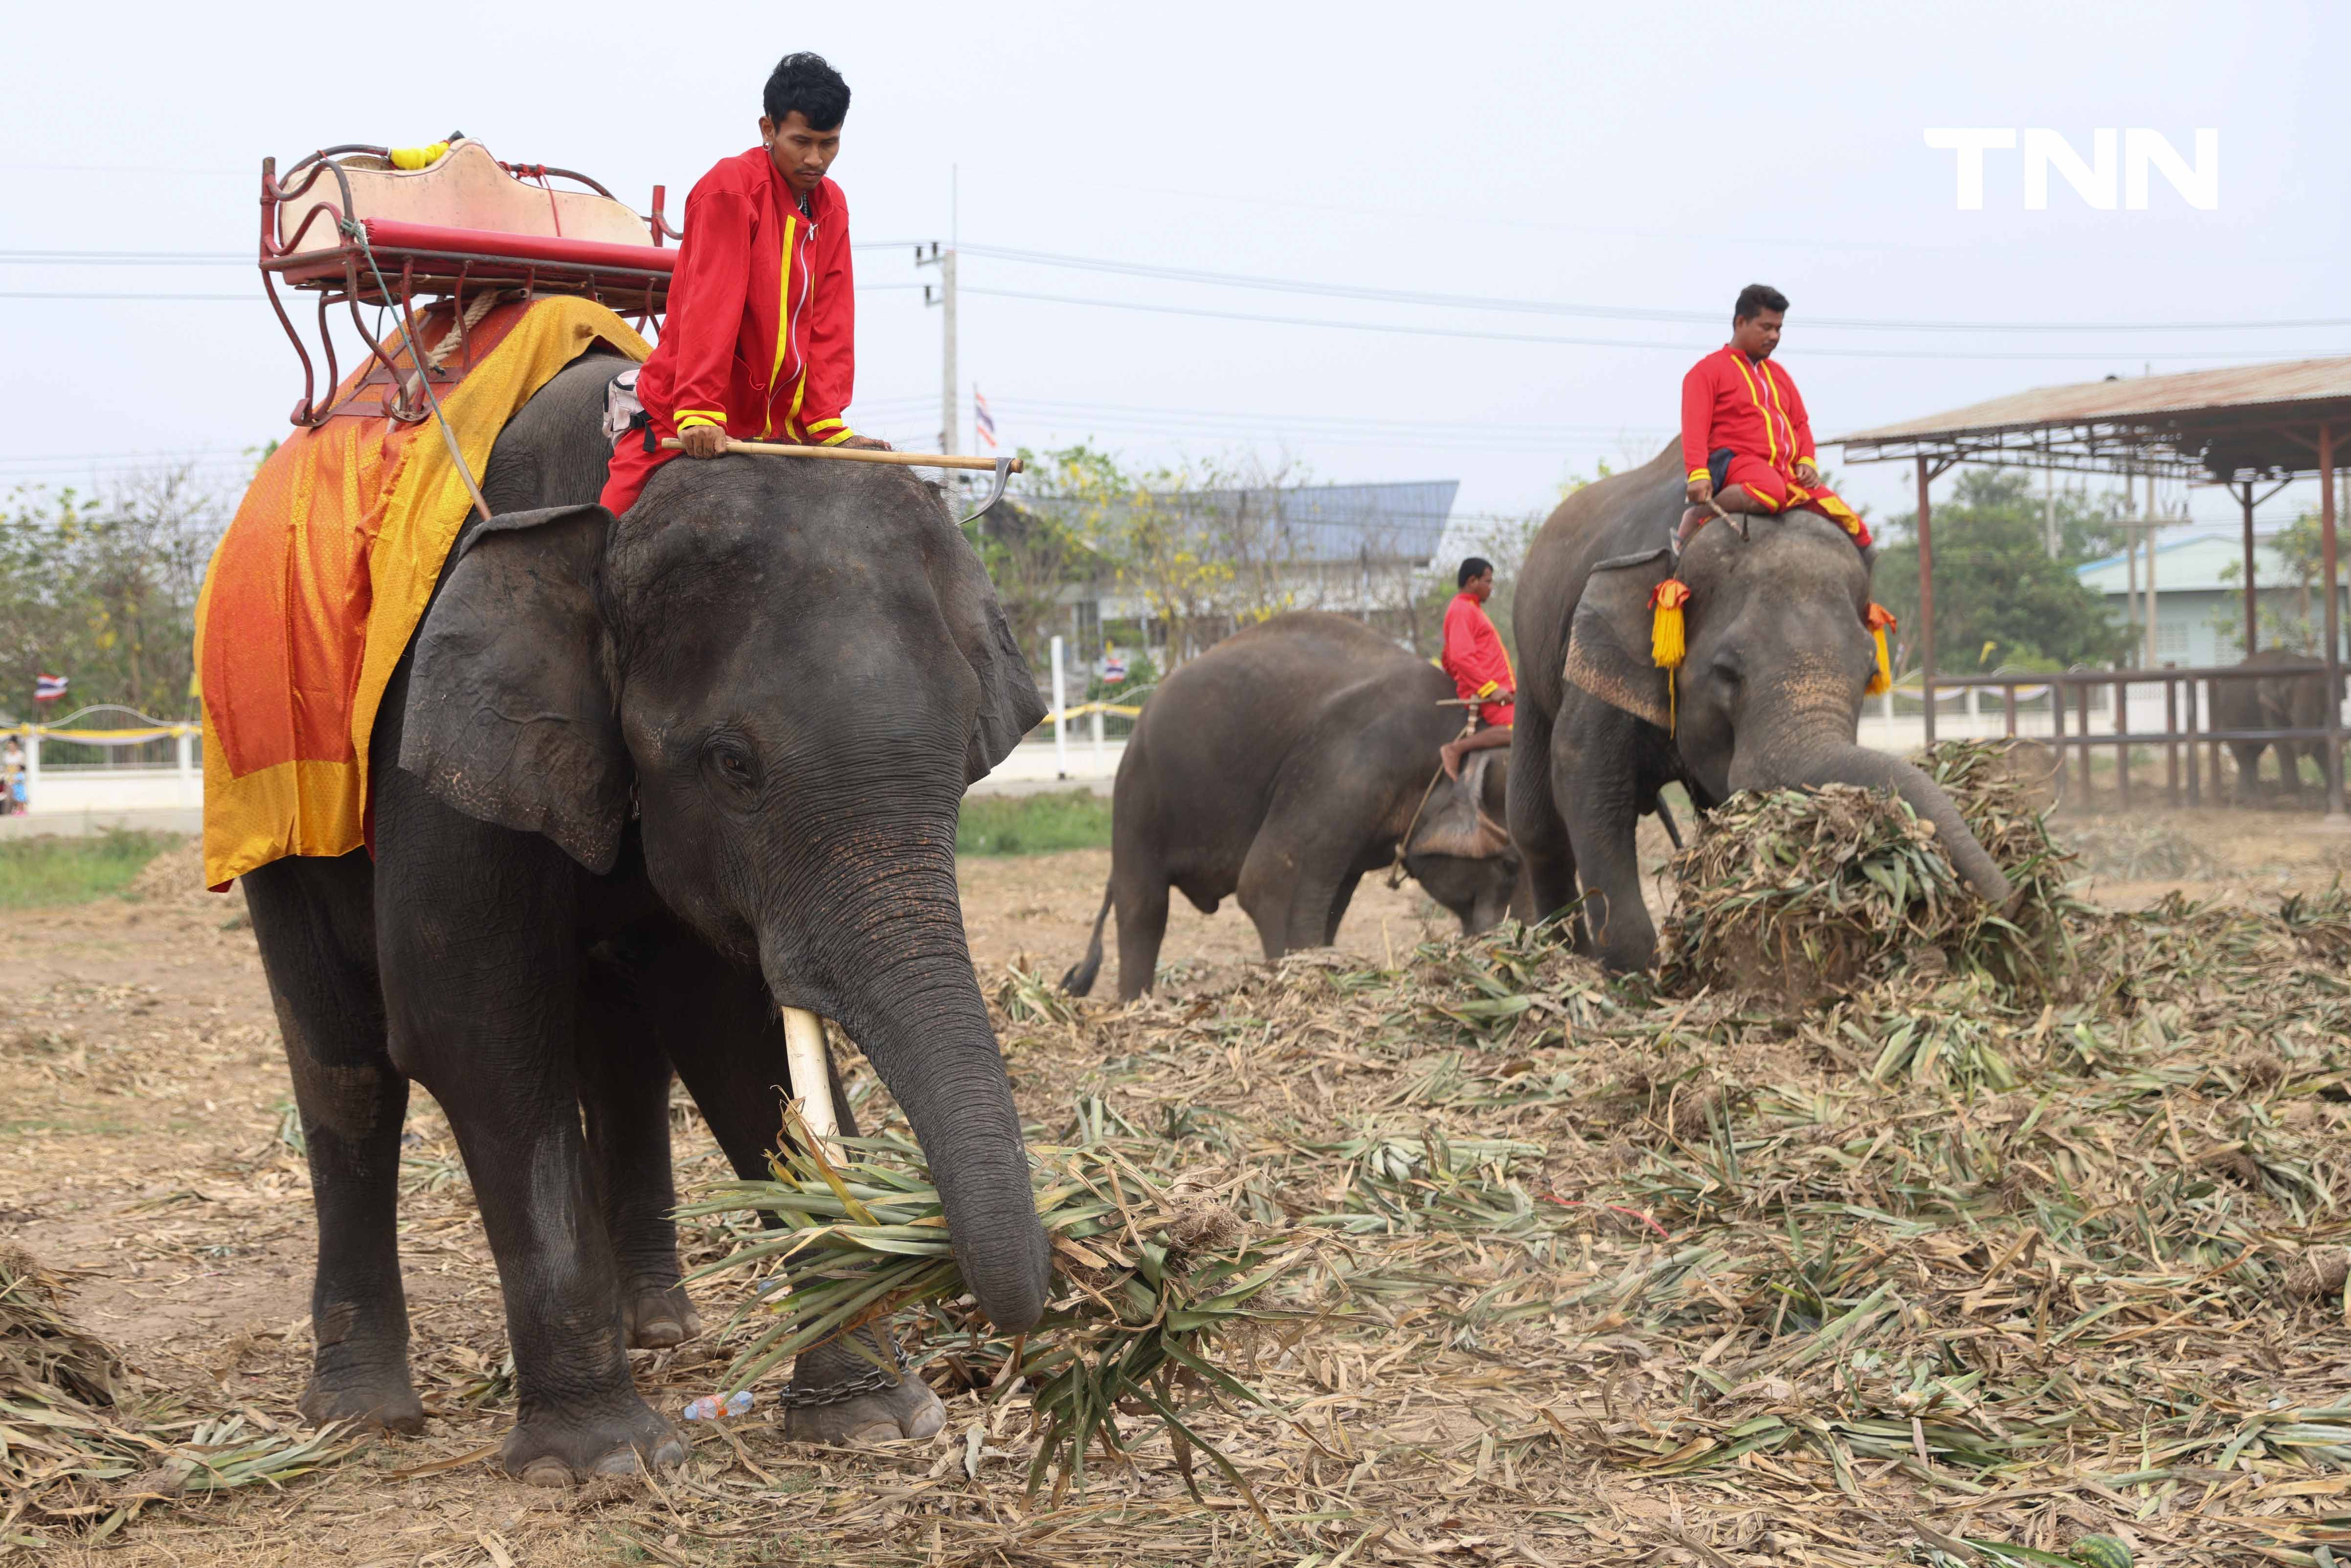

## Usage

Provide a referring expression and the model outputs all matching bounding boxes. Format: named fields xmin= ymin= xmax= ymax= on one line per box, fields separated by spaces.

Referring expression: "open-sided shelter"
xmin=1836 ymin=355 xmax=2351 ymax=813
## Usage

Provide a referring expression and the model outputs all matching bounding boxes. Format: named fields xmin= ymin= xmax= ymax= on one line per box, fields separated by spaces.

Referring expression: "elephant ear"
xmin=1564 ymin=546 xmax=1676 ymax=731
xmin=1407 ymin=751 xmax=1512 ymax=860
xmin=399 ymin=504 xmax=628 ymax=874
xmin=930 ymin=525 xmax=1049 ymax=782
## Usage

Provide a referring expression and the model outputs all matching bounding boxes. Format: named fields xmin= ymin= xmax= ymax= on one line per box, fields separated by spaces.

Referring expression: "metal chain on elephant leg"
xmin=772 ymin=1336 xmax=910 ymax=1410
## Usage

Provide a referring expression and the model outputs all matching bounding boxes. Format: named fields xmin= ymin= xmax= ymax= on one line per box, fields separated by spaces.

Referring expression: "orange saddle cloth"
xmin=198 ymin=295 xmax=647 ymax=888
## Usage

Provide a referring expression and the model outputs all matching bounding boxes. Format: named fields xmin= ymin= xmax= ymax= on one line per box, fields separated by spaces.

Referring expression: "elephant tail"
xmin=1060 ymin=878 xmax=1115 ymax=997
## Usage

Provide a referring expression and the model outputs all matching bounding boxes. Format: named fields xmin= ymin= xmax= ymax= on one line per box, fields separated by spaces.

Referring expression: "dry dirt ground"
xmin=2 ymin=806 xmax=2347 ymax=1566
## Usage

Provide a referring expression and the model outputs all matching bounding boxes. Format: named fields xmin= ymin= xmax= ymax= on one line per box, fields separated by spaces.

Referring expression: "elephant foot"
xmin=783 ymin=1375 xmax=947 ymax=1446
xmin=623 ymin=1280 xmax=703 ymax=1350
xmin=502 ymin=1394 xmax=685 ymax=1487
xmin=299 ymin=1365 xmax=425 ymax=1435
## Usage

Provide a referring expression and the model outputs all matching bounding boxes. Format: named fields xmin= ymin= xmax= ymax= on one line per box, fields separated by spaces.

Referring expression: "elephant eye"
xmin=702 ymin=736 xmax=762 ymax=794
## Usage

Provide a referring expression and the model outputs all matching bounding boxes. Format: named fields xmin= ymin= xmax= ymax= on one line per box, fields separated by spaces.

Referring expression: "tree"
xmin=1872 ymin=468 xmax=2131 ymax=673
xmin=2213 ymin=506 xmax=2330 ymax=655
xmin=0 ymin=468 xmax=226 ymax=718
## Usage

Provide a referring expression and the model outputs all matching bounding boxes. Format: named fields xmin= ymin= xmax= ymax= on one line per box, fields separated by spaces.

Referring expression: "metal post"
xmin=1050 ymin=634 xmax=1068 ymax=782
xmin=1916 ymin=456 xmax=1937 ymax=745
xmin=2078 ymin=684 xmax=2093 ymax=800
xmin=2320 ymin=426 xmax=2344 ymax=818
xmin=2172 ymin=677 xmax=2191 ymax=808
xmin=2125 ymin=522 xmax=2140 ymax=665
xmin=2144 ymin=472 xmax=2160 ymax=671
xmin=2003 ymin=682 xmax=2017 ymax=739
xmin=2165 ymin=676 xmax=2178 ymax=806
xmin=2115 ymin=675 xmax=2132 ymax=811
xmin=2052 ymin=677 xmax=2069 ymax=806
xmin=2241 ymin=481 xmax=2260 ymax=657
xmin=1091 ymin=699 xmax=1105 ymax=777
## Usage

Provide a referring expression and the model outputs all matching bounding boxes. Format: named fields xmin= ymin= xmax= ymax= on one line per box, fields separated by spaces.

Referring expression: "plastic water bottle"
xmin=683 ymin=1390 xmax=755 ymax=1421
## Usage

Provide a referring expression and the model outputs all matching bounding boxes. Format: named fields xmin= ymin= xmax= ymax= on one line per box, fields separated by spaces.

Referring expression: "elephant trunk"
xmin=1773 ymin=740 xmax=2015 ymax=907
xmin=766 ymin=874 xmax=1050 ymax=1336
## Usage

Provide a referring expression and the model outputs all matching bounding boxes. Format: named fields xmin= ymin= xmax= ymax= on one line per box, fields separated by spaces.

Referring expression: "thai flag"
xmin=973 ymin=389 xmax=997 ymax=449
xmin=33 ymin=674 xmax=66 ymax=703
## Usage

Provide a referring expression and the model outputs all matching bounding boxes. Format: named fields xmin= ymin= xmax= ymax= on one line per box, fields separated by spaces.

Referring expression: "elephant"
xmin=1061 ymin=610 xmax=1523 ymax=1003
xmin=1508 ymin=444 xmax=2015 ymax=972
xmin=239 ymin=351 xmax=1052 ymax=1483
xmin=2207 ymin=649 xmax=2343 ymax=802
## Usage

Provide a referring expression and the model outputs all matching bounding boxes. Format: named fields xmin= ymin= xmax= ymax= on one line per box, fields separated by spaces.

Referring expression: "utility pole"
xmin=2143 ymin=470 xmax=2160 ymax=669
xmin=2043 ymin=459 xmax=2058 ymax=559
xmin=916 ymin=167 xmax=960 ymax=461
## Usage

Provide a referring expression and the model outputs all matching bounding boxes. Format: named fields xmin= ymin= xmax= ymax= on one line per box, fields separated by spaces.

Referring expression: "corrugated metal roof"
xmin=1836 ymin=357 xmax=2351 ymax=444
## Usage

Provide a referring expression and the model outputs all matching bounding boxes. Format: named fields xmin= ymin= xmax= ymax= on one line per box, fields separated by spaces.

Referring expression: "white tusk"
xmin=779 ymin=1006 xmax=840 ymax=1153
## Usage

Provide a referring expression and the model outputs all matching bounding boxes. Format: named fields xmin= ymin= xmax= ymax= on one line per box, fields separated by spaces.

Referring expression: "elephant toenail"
xmin=904 ymin=1402 xmax=946 ymax=1440
xmin=520 ymin=1457 xmax=574 ymax=1488
xmin=590 ymin=1448 xmax=642 ymax=1476
xmin=849 ymin=1421 xmax=900 ymax=1446
xmin=653 ymin=1437 xmax=686 ymax=1468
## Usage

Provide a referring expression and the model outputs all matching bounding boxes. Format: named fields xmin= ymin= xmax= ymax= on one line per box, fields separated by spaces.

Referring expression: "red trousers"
xmin=1718 ymin=453 xmax=1871 ymax=548
xmin=598 ymin=405 xmax=683 ymax=515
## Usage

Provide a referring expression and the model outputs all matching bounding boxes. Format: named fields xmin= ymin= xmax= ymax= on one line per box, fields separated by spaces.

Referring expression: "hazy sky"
xmin=3 ymin=0 xmax=2342 ymax=533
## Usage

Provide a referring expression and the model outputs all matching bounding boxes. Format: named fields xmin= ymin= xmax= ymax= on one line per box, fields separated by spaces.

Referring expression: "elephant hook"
xmin=960 ymin=456 xmax=1015 ymax=526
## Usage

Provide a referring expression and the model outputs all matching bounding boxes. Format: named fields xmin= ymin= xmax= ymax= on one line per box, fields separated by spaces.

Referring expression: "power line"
xmin=0 ymin=241 xmax=936 ymax=262
xmin=13 ymin=246 xmax=2348 ymax=336
xmin=960 ymin=286 xmax=2346 ymax=363
xmin=1 ymin=284 xmax=926 ymax=302
xmin=955 ymin=244 xmax=2351 ymax=335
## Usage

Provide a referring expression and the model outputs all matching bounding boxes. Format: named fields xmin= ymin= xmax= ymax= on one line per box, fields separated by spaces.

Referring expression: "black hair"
xmin=1457 ymin=557 xmax=1494 ymax=588
xmin=763 ymin=52 xmax=851 ymax=131
xmin=1735 ymin=283 xmax=1789 ymax=321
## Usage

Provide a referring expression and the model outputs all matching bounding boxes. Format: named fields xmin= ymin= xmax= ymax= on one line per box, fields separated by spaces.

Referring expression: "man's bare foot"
xmin=1439 ymin=740 xmax=1466 ymax=780
xmin=1676 ymin=507 xmax=1709 ymax=551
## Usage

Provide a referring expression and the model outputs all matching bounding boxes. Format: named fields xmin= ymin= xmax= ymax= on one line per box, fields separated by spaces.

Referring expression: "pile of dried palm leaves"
xmin=0 ymin=1244 xmax=361 ymax=1546
xmin=1661 ymin=740 xmax=2083 ymax=998
xmin=896 ymin=875 xmax=2348 ymax=1566
xmin=684 ymin=1110 xmax=1311 ymax=1505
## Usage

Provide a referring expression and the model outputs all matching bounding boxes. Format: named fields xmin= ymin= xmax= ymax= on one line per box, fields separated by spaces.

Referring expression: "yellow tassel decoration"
xmin=390 ymin=142 xmax=451 ymax=171
xmin=1865 ymin=603 xmax=1897 ymax=696
xmin=1650 ymin=579 xmax=1691 ymax=733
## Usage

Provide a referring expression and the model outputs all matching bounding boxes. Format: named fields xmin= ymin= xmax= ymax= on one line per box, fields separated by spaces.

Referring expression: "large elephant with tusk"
xmin=240 ymin=353 xmax=1049 ymax=1483
xmin=1508 ymin=444 xmax=2014 ymax=971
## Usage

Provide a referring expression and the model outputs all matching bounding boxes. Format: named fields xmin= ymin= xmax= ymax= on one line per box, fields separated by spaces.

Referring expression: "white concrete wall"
xmin=24 ymin=766 xmax=203 ymax=815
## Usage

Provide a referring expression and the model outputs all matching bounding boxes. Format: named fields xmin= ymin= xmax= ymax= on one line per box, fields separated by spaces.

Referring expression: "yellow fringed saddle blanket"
xmin=198 ymin=296 xmax=647 ymax=887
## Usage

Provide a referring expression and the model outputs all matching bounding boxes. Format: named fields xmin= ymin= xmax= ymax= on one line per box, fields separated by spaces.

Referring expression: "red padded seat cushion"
xmin=359 ymin=219 xmax=674 ymax=274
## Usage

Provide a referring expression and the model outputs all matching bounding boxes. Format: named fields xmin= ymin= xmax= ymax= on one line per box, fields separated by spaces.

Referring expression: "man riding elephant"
xmin=1439 ymin=557 xmax=1516 ymax=780
xmin=1510 ymin=444 xmax=2014 ymax=972
xmin=1062 ymin=612 xmax=1519 ymax=1002
xmin=1676 ymin=284 xmax=1870 ymax=554
xmin=602 ymin=51 xmax=889 ymax=516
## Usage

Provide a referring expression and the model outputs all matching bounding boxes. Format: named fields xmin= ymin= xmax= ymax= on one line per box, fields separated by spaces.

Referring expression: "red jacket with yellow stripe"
xmin=1679 ymin=344 xmax=1814 ymax=484
xmin=636 ymin=148 xmax=858 ymax=446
